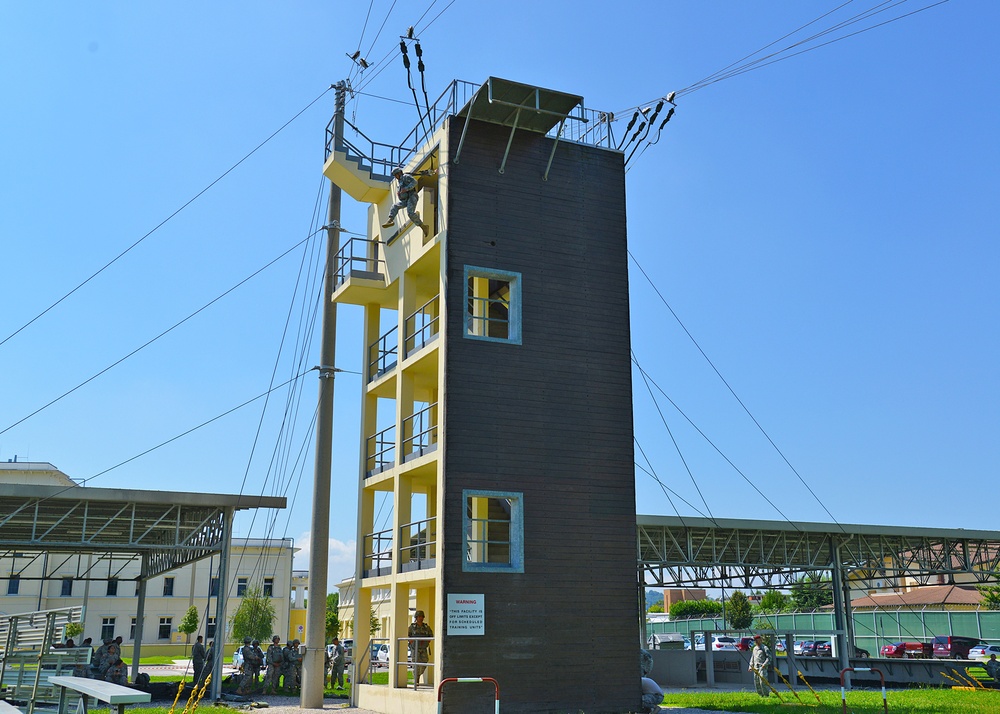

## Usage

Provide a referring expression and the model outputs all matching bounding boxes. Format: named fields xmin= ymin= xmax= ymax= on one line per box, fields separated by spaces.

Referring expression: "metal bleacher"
xmin=0 ymin=607 xmax=89 ymax=714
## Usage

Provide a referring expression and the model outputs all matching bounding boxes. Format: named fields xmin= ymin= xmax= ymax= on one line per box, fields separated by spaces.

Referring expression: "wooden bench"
xmin=47 ymin=677 xmax=149 ymax=714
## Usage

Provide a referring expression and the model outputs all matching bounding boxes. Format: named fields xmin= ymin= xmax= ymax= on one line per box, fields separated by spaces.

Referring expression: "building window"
xmin=130 ymin=617 xmax=137 ymax=640
xmin=163 ymin=577 xmax=174 ymax=597
xmin=7 ymin=574 xmax=20 ymax=595
xmin=210 ymin=577 xmax=219 ymax=597
xmin=158 ymin=617 xmax=172 ymax=640
xmin=206 ymin=616 xmax=216 ymax=639
xmin=464 ymin=267 xmax=521 ymax=344
xmin=263 ymin=577 xmax=274 ymax=598
xmin=60 ymin=578 xmax=73 ymax=597
xmin=101 ymin=617 xmax=116 ymax=642
xmin=463 ymin=490 xmax=524 ymax=573
xmin=237 ymin=577 xmax=248 ymax=597
xmin=107 ymin=579 xmax=118 ymax=597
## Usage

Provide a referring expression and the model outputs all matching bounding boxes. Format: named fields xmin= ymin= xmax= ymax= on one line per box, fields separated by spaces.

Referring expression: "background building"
xmin=0 ymin=462 xmax=294 ymax=657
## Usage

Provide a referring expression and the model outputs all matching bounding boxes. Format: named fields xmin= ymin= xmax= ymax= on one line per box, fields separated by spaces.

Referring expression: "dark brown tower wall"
xmin=440 ymin=117 xmax=639 ymax=713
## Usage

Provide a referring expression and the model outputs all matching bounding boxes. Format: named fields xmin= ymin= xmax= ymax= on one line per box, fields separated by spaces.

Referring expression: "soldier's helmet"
xmin=252 ymin=640 xmax=260 ymax=647
xmin=392 ymin=167 xmax=404 ymax=177
xmin=292 ymin=639 xmax=300 ymax=646
xmin=244 ymin=636 xmax=252 ymax=644
xmin=272 ymin=635 xmax=280 ymax=643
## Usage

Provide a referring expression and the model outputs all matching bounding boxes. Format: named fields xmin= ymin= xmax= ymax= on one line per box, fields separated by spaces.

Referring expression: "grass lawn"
xmin=664 ymin=687 xmax=1000 ymax=713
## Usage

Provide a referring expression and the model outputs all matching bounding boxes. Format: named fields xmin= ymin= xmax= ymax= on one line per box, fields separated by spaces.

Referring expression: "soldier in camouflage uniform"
xmin=91 ymin=639 xmax=111 ymax=676
xmin=98 ymin=643 xmax=120 ymax=680
xmin=236 ymin=637 xmax=256 ymax=694
xmin=251 ymin=640 xmax=264 ymax=683
xmin=104 ymin=654 xmax=129 ymax=685
xmin=408 ymin=610 xmax=433 ymax=686
xmin=263 ymin=635 xmax=284 ymax=694
xmin=281 ymin=639 xmax=297 ymax=692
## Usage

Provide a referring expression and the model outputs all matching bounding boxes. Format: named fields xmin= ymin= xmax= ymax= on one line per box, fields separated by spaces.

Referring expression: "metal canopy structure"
xmin=454 ymin=76 xmax=590 ymax=178
xmin=637 ymin=515 xmax=1000 ymax=590
xmin=457 ymin=77 xmax=584 ymax=135
xmin=0 ymin=482 xmax=285 ymax=699
xmin=0 ymin=484 xmax=284 ymax=580
xmin=638 ymin=515 xmax=1000 ymax=672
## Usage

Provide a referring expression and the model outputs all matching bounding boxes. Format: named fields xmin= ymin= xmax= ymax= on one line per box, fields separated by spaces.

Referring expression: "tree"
xmin=790 ymin=573 xmax=834 ymax=610
xmin=647 ymin=601 xmax=665 ymax=613
xmin=325 ymin=593 xmax=340 ymax=642
xmin=668 ymin=599 xmax=723 ymax=620
xmin=351 ymin=608 xmax=382 ymax=637
xmin=229 ymin=586 xmax=276 ymax=643
xmin=976 ymin=585 xmax=1000 ymax=610
xmin=64 ymin=621 xmax=83 ymax=641
xmin=726 ymin=590 xmax=754 ymax=630
xmin=758 ymin=590 xmax=789 ymax=613
xmin=178 ymin=606 xmax=199 ymax=651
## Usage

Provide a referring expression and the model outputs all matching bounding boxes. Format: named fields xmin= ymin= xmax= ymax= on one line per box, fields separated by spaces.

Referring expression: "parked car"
xmin=232 ymin=649 xmax=244 ymax=668
xmin=372 ymin=642 xmax=389 ymax=667
xmin=793 ymin=641 xmax=806 ymax=656
xmin=775 ymin=640 xmax=786 ymax=652
xmin=693 ymin=635 xmax=738 ymax=651
xmin=814 ymin=641 xmax=832 ymax=657
xmin=968 ymin=644 xmax=1000 ymax=662
xmin=881 ymin=641 xmax=930 ymax=658
xmin=343 ymin=638 xmax=354 ymax=664
xmin=710 ymin=636 xmax=738 ymax=651
xmin=932 ymin=635 xmax=984 ymax=659
xmin=800 ymin=641 xmax=819 ymax=656
xmin=736 ymin=637 xmax=755 ymax=651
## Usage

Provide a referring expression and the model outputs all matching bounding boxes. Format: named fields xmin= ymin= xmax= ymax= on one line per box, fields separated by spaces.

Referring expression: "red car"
xmin=737 ymin=637 xmax=755 ymax=651
xmin=881 ymin=642 xmax=932 ymax=658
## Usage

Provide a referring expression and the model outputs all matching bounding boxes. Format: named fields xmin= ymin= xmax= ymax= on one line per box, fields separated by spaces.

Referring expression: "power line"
xmin=0 ymin=87 xmax=333 ymax=352
xmin=0 ymin=233 xmax=320 ymax=438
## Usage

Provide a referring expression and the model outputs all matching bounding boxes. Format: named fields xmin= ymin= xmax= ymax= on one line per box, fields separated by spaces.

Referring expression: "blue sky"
xmin=2 ymin=1 xmax=997 ymax=589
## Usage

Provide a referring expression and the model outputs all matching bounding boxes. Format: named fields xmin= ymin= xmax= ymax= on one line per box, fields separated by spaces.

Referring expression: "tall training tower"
xmin=324 ymin=77 xmax=639 ymax=714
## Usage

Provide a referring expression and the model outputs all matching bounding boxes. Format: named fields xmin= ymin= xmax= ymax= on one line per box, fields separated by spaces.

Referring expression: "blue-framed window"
xmin=463 ymin=490 xmax=524 ymax=573
xmin=464 ymin=267 xmax=522 ymax=344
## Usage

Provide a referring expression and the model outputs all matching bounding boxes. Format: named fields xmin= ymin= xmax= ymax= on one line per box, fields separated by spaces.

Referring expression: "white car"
xmin=232 ymin=649 xmax=244 ymax=668
xmin=694 ymin=635 xmax=738 ymax=651
xmin=968 ymin=644 xmax=1000 ymax=662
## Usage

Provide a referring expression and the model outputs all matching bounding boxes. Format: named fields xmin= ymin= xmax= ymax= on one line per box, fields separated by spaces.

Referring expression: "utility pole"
xmin=301 ymin=80 xmax=346 ymax=709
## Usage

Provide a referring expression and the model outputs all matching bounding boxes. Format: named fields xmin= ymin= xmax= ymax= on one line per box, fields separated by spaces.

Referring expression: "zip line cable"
xmin=0 ymin=87 xmax=333 ymax=352
xmin=628 ymin=249 xmax=845 ymax=531
xmin=632 ymin=355 xmax=800 ymax=529
xmin=634 ymin=442 xmax=703 ymax=522
xmin=677 ymin=0 xmax=864 ymax=99
xmin=676 ymin=0 xmax=949 ymax=100
xmin=634 ymin=348 xmax=716 ymax=523
xmin=618 ymin=0 xmax=950 ymax=167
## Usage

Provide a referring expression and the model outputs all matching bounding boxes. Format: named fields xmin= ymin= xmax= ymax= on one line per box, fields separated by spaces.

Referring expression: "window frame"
xmin=106 ymin=578 xmax=118 ymax=597
xmin=7 ymin=574 xmax=20 ymax=595
xmin=236 ymin=577 xmax=248 ymax=597
xmin=60 ymin=577 xmax=73 ymax=597
xmin=101 ymin=617 xmax=116 ymax=642
xmin=162 ymin=577 xmax=174 ymax=597
xmin=463 ymin=266 xmax=522 ymax=345
xmin=462 ymin=489 xmax=524 ymax=573
xmin=158 ymin=616 xmax=172 ymax=640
